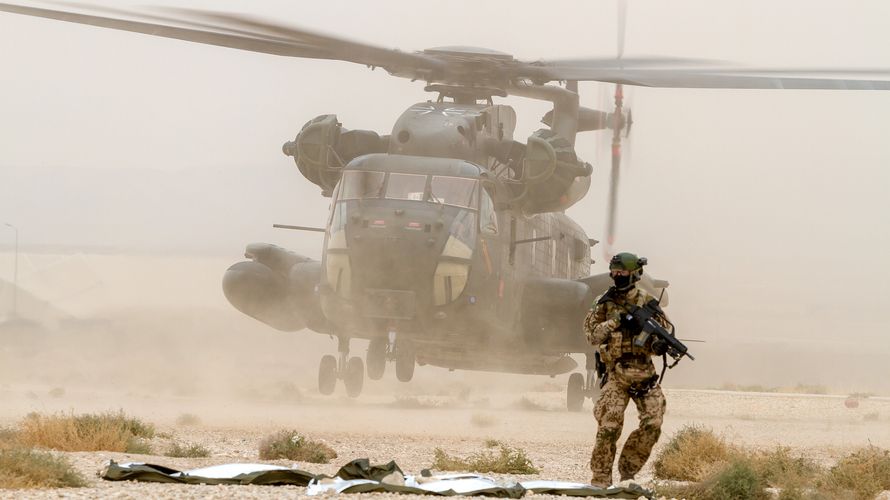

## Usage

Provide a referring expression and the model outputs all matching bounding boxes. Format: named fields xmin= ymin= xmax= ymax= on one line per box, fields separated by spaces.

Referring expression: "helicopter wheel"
xmin=366 ymin=338 xmax=387 ymax=380
xmin=318 ymin=354 xmax=337 ymax=395
xmin=567 ymin=372 xmax=585 ymax=412
xmin=344 ymin=357 xmax=364 ymax=398
xmin=395 ymin=341 xmax=416 ymax=382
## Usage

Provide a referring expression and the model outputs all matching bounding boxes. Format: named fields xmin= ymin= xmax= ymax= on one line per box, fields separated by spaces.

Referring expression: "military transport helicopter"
xmin=3 ymin=1 xmax=889 ymax=410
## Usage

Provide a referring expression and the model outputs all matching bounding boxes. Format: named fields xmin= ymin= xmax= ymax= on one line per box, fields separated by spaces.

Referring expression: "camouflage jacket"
xmin=584 ymin=286 xmax=670 ymax=386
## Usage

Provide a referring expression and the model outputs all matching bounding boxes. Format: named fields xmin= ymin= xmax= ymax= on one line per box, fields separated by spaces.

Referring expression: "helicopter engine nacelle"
xmin=519 ymin=278 xmax=593 ymax=351
xmin=282 ymin=114 xmax=388 ymax=197
xmin=513 ymin=129 xmax=592 ymax=214
xmin=223 ymin=243 xmax=327 ymax=333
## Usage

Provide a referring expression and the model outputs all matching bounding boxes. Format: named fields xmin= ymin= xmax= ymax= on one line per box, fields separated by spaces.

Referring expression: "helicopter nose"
xmin=323 ymin=206 xmax=474 ymax=314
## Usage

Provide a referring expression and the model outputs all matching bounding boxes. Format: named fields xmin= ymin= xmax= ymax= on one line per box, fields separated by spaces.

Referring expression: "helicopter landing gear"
xmin=317 ymin=335 xmax=364 ymax=397
xmin=344 ymin=356 xmax=364 ymax=397
xmin=366 ymin=337 xmax=387 ymax=380
xmin=566 ymin=353 xmax=602 ymax=412
xmin=394 ymin=339 xmax=416 ymax=382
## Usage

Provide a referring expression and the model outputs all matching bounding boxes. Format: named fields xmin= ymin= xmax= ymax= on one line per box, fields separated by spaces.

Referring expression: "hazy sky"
xmin=1 ymin=0 xmax=889 ymax=364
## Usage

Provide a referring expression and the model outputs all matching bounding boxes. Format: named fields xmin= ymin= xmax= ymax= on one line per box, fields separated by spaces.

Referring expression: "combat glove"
xmin=651 ymin=339 xmax=669 ymax=356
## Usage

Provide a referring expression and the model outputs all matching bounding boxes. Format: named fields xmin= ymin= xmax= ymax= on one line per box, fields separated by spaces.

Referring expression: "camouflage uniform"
xmin=584 ymin=286 xmax=668 ymax=486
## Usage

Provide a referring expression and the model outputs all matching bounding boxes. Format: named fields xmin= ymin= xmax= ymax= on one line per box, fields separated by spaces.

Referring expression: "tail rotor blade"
xmin=605 ymin=137 xmax=621 ymax=258
xmin=617 ymin=0 xmax=628 ymax=61
xmin=604 ymin=83 xmax=625 ymax=259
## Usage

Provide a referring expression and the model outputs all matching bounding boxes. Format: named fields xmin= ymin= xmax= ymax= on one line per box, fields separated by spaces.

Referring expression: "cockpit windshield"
xmin=385 ymin=173 xmax=427 ymax=201
xmin=430 ymin=176 xmax=478 ymax=209
xmin=340 ymin=171 xmax=385 ymax=200
xmin=338 ymin=169 xmax=479 ymax=210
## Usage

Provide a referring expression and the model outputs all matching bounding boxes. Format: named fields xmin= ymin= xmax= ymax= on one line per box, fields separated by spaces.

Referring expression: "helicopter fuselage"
xmin=316 ymin=152 xmax=595 ymax=375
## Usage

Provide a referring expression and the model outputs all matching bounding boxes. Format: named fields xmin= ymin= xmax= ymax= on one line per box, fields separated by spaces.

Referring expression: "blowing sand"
xmin=2 ymin=374 xmax=889 ymax=498
xmin=1 ymin=254 xmax=889 ymax=498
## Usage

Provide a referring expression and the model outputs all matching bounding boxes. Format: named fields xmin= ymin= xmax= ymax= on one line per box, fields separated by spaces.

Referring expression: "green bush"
xmin=166 ymin=442 xmax=210 ymax=458
xmin=432 ymin=444 xmax=539 ymax=474
xmin=817 ymin=446 xmax=890 ymax=500
xmin=657 ymin=458 xmax=768 ymax=500
xmin=0 ymin=447 xmax=87 ymax=489
xmin=654 ymin=425 xmax=732 ymax=481
xmin=751 ymin=446 xmax=820 ymax=489
xmin=258 ymin=430 xmax=337 ymax=463
xmin=705 ymin=459 xmax=769 ymax=500
xmin=19 ymin=411 xmax=154 ymax=453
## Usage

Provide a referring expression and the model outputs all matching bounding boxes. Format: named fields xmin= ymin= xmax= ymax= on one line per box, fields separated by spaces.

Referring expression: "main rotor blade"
xmin=531 ymin=65 xmax=890 ymax=89
xmin=3 ymin=2 xmax=889 ymax=90
xmin=0 ymin=2 xmax=443 ymax=74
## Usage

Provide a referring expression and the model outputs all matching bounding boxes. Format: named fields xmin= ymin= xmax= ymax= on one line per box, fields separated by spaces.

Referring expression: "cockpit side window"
xmin=386 ymin=173 xmax=428 ymax=201
xmin=341 ymin=170 xmax=385 ymax=200
xmin=430 ymin=176 xmax=478 ymax=209
xmin=479 ymin=186 xmax=498 ymax=234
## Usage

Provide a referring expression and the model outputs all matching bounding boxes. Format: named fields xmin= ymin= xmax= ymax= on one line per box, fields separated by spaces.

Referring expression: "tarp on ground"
xmin=102 ymin=461 xmax=315 ymax=486
xmin=102 ymin=458 xmax=652 ymax=499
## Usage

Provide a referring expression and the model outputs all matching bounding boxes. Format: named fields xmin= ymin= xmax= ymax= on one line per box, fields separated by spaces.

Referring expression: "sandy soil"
xmin=0 ymin=261 xmax=888 ymax=499
xmin=1 ymin=384 xmax=889 ymax=499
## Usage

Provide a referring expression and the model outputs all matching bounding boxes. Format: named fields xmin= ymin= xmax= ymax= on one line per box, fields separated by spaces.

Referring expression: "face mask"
xmin=612 ymin=273 xmax=633 ymax=290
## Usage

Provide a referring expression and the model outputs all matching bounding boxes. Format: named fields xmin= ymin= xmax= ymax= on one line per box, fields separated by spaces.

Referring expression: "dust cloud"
xmin=1 ymin=0 xmax=889 ymax=432
xmin=0 ymin=250 xmax=887 ymax=418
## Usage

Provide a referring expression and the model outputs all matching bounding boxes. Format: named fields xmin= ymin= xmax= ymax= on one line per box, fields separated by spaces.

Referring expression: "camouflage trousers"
xmin=589 ymin=378 xmax=666 ymax=485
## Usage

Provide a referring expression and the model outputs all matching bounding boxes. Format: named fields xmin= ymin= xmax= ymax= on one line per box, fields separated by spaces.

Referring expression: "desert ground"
xmin=1 ymin=254 xmax=889 ymax=498
xmin=1 ymin=378 xmax=889 ymax=499
xmin=2 ymin=315 xmax=890 ymax=499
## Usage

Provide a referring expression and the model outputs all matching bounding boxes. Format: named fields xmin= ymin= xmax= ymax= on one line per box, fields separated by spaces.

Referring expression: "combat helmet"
xmin=609 ymin=252 xmax=647 ymax=291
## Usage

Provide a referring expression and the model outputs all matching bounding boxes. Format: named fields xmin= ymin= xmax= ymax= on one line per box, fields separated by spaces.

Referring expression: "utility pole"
xmin=3 ymin=223 xmax=17 ymax=317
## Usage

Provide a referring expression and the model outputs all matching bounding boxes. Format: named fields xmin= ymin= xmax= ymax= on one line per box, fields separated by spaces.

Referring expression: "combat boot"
xmin=590 ymin=476 xmax=610 ymax=489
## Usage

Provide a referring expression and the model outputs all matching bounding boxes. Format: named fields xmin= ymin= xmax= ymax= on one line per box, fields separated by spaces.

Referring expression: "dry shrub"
xmin=512 ymin=396 xmax=548 ymax=412
xmin=654 ymin=425 xmax=732 ymax=481
xmin=470 ymin=413 xmax=497 ymax=428
xmin=175 ymin=413 xmax=202 ymax=427
xmin=816 ymin=446 xmax=890 ymax=500
xmin=750 ymin=446 xmax=820 ymax=491
xmin=19 ymin=411 xmax=154 ymax=453
xmin=432 ymin=444 xmax=539 ymax=474
xmin=258 ymin=430 xmax=336 ymax=463
xmin=659 ymin=458 xmax=770 ymax=500
xmin=657 ymin=435 xmax=890 ymax=500
xmin=166 ymin=442 xmax=210 ymax=458
xmin=484 ymin=439 xmax=501 ymax=448
xmin=848 ymin=392 xmax=875 ymax=399
xmin=0 ymin=448 xmax=87 ymax=489
xmin=0 ymin=427 xmax=20 ymax=449
xmin=789 ymin=383 xmax=828 ymax=395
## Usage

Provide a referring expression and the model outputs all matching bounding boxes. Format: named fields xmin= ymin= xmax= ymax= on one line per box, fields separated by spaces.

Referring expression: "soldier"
xmin=585 ymin=252 xmax=670 ymax=487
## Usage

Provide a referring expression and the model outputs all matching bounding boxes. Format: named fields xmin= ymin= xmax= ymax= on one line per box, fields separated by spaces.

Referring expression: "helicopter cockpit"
xmin=322 ymin=153 xmax=499 ymax=329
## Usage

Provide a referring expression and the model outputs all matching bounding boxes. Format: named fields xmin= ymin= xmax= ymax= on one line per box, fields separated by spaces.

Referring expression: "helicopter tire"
xmin=567 ymin=372 xmax=585 ymax=412
xmin=395 ymin=342 xmax=416 ymax=382
xmin=366 ymin=338 xmax=386 ymax=380
xmin=344 ymin=357 xmax=364 ymax=398
xmin=318 ymin=355 xmax=337 ymax=395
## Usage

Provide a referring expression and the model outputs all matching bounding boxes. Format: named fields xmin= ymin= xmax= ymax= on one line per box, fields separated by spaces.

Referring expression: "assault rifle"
xmin=625 ymin=299 xmax=694 ymax=365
